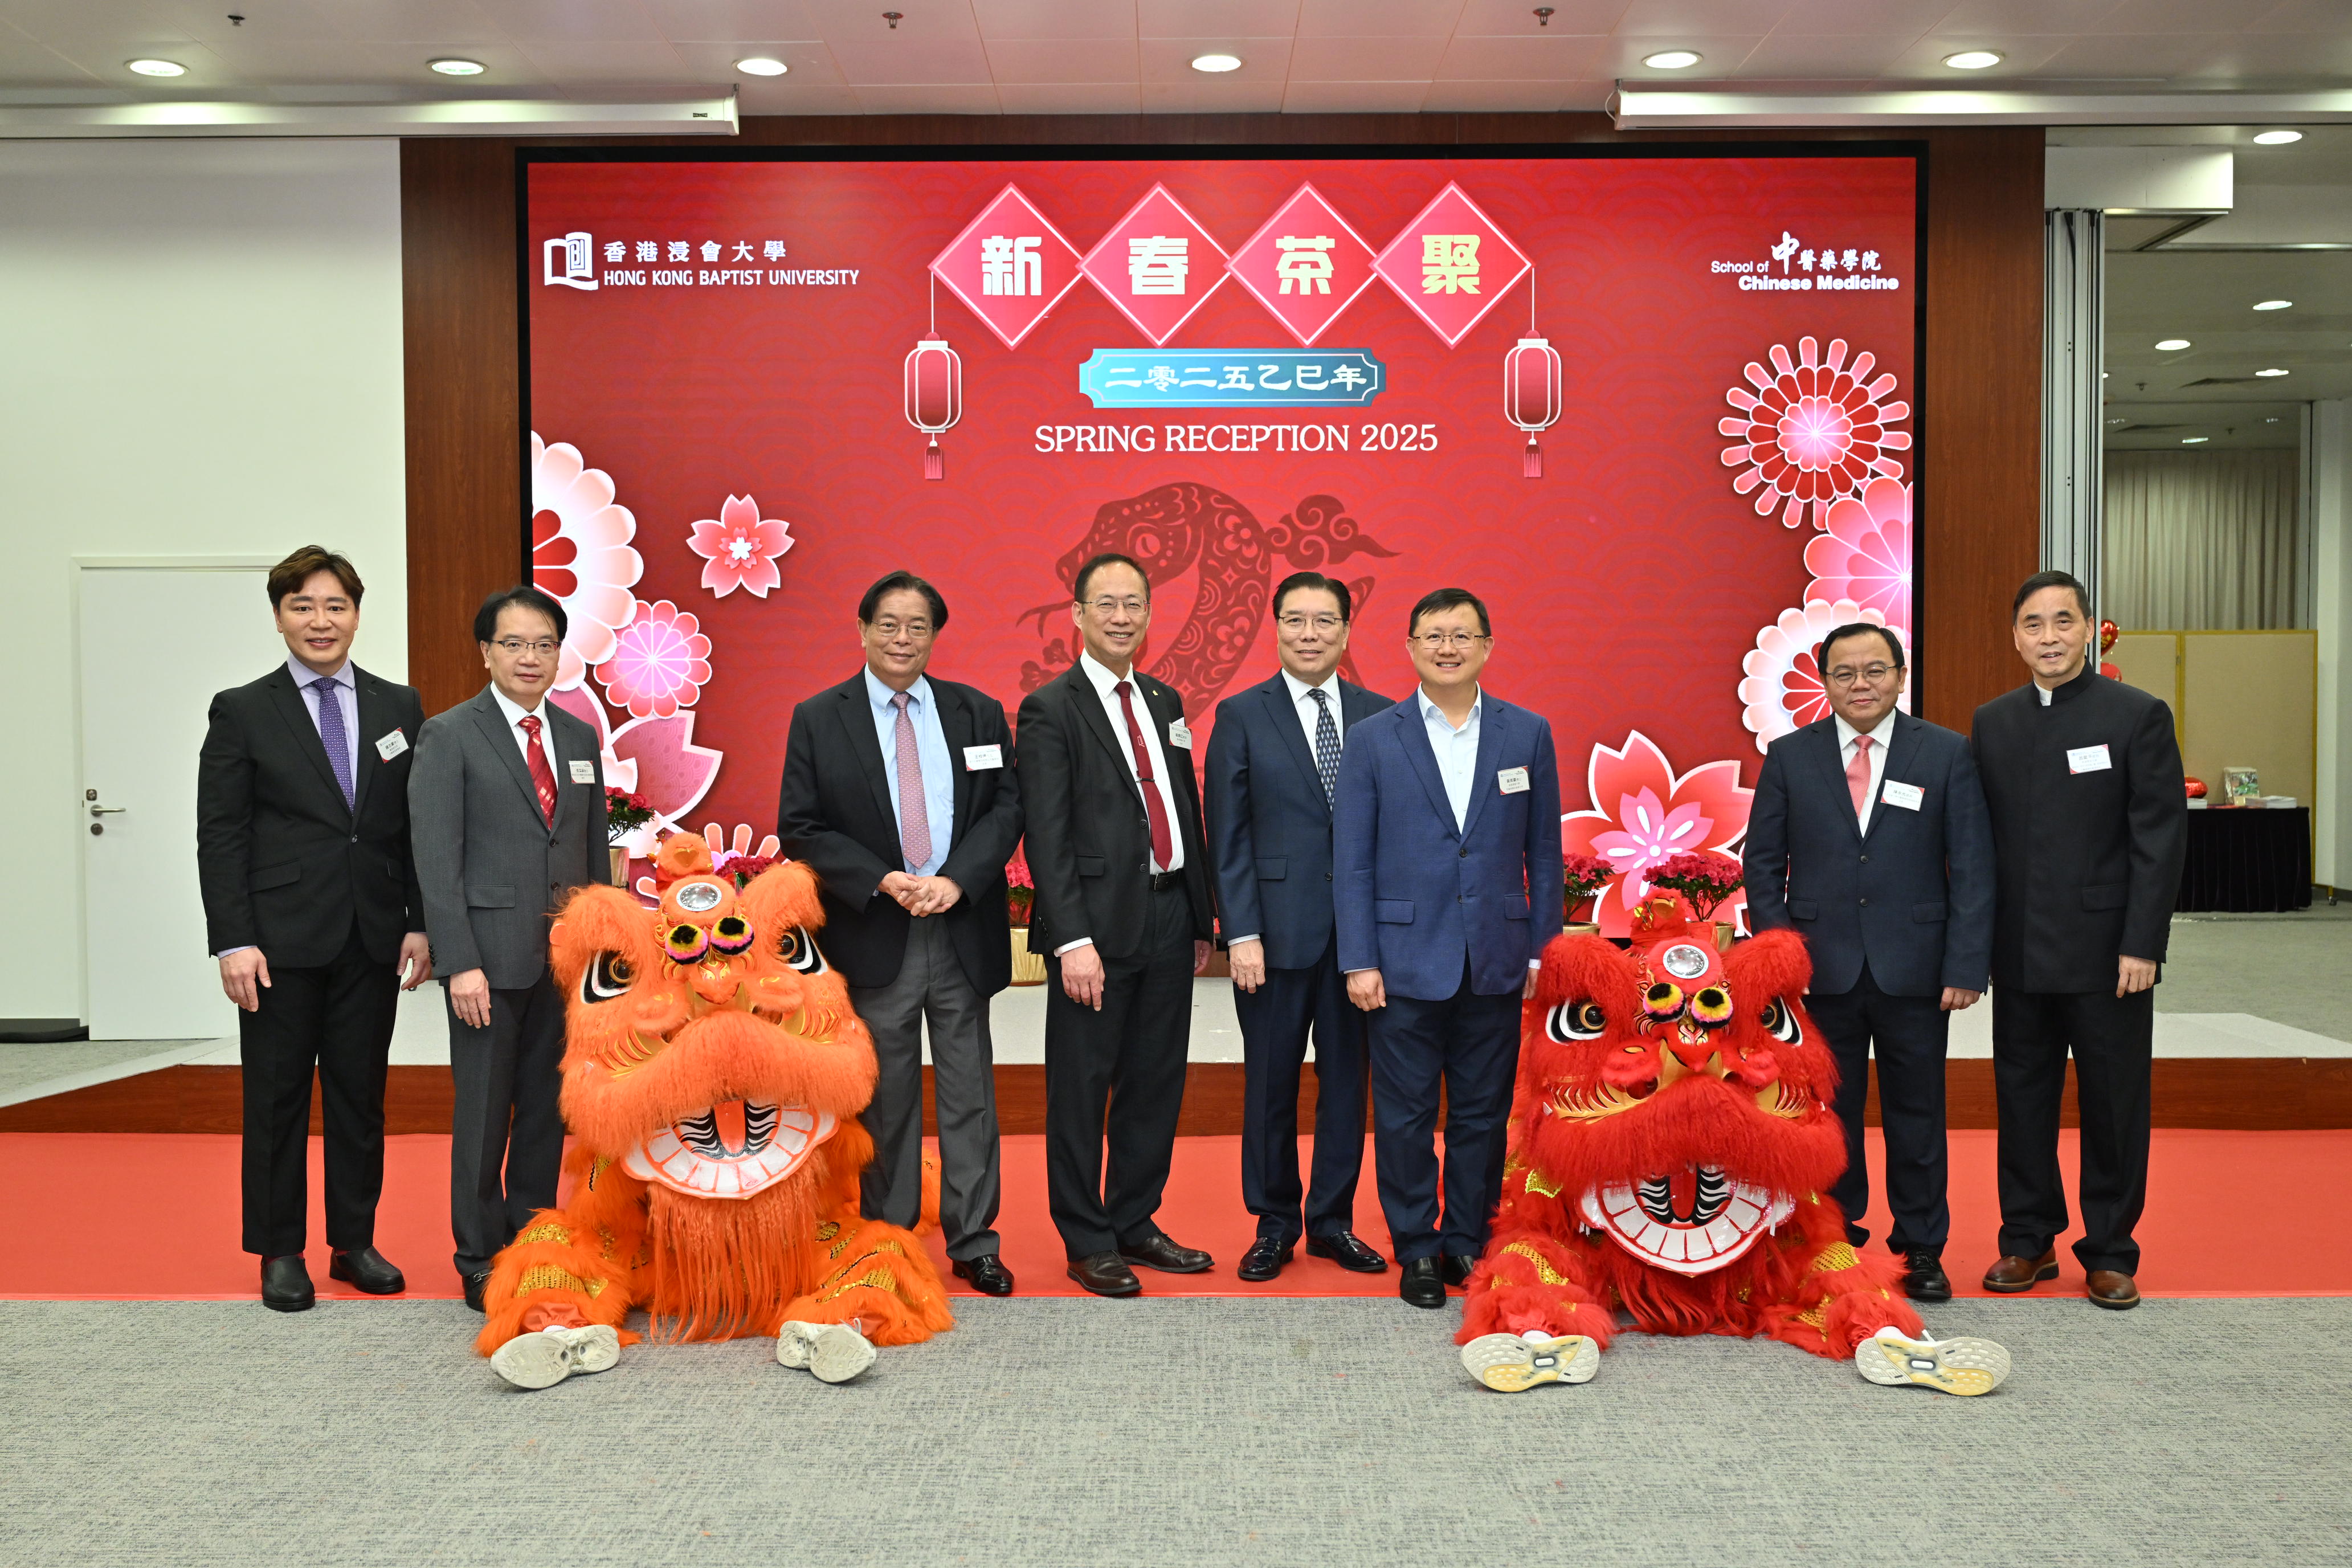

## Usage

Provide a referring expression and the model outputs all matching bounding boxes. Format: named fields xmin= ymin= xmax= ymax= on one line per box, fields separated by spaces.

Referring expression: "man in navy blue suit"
xmin=1206 ymin=571 xmax=1395 ymax=1283
xmin=1334 ymin=587 xmax=1562 ymax=1309
xmin=1743 ymin=623 xmax=1994 ymax=1302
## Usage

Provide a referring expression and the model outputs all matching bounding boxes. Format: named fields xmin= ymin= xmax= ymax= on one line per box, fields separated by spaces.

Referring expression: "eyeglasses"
xmin=867 ymin=619 xmax=933 ymax=640
xmin=1081 ymin=597 xmax=1148 ymax=618
xmin=1277 ymin=613 xmax=1344 ymax=634
xmin=491 ymin=638 xmax=558 ymax=657
xmin=1412 ymin=631 xmax=1488 ymax=652
xmin=1824 ymin=663 xmax=1898 ymax=687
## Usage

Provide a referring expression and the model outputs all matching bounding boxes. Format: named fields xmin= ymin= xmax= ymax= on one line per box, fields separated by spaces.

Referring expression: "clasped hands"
xmin=879 ymin=870 xmax=963 ymax=918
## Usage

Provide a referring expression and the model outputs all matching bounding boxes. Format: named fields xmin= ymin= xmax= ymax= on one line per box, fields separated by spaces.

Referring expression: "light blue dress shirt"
xmin=1418 ymin=684 xmax=1483 ymax=834
xmin=867 ymin=668 xmax=954 ymax=876
xmin=287 ymin=653 xmax=359 ymax=786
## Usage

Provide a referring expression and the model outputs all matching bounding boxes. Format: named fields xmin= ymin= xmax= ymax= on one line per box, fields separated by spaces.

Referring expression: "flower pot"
xmin=609 ymin=847 xmax=631 ymax=889
xmin=1708 ymin=920 xmax=1737 ymax=953
xmin=1564 ymin=922 xmax=1601 ymax=937
xmin=1009 ymin=927 xmax=1046 ymax=986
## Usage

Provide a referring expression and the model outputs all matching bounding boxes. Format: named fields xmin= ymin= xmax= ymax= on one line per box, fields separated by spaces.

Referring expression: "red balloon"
xmin=2099 ymin=618 xmax=2120 ymax=654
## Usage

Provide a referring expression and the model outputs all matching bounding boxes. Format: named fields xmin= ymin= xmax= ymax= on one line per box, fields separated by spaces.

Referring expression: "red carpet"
xmin=3 ymin=1130 xmax=2345 ymax=1301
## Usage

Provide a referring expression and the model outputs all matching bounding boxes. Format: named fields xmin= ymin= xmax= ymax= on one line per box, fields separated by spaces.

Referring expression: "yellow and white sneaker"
xmin=1459 ymin=1332 xmax=1600 ymax=1393
xmin=489 ymin=1324 xmax=622 ymax=1391
xmin=1853 ymin=1326 xmax=2011 ymax=1396
xmin=777 ymin=1320 xmax=877 ymax=1385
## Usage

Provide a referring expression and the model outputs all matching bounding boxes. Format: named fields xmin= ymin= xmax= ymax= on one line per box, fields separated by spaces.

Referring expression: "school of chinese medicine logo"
xmin=1079 ymin=183 xmax=1231 ymax=348
xmin=1371 ymin=182 xmax=1530 ymax=347
xmin=1225 ymin=183 xmax=1379 ymax=347
xmin=929 ymin=184 xmax=1084 ymax=349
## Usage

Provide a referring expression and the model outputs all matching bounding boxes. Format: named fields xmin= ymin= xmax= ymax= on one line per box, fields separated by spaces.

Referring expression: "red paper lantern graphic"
xmin=903 ymin=337 xmax=961 ymax=481
xmin=1504 ymin=336 xmax=1562 ymax=479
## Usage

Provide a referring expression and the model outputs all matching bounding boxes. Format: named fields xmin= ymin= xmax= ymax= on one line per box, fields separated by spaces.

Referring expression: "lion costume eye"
xmin=709 ymin=914 xmax=754 ymax=957
xmin=775 ymin=925 xmax=827 ymax=975
xmin=1759 ymin=997 xmax=1802 ymax=1044
xmin=582 ymin=952 xmax=632 ymax=1003
xmin=1546 ymin=999 xmax=1607 ymax=1042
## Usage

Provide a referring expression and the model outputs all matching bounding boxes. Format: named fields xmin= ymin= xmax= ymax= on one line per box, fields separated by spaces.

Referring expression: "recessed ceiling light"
xmin=1942 ymin=50 xmax=2002 ymax=70
xmin=2252 ymin=299 xmax=2292 ymax=311
xmin=1190 ymin=53 xmax=1242 ymax=72
xmin=428 ymin=58 xmax=485 ymax=75
xmin=126 ymin=58 xmax=185 ymax=76
xmin=735 ymin=56 xmax=788 ymax=76
xmin=2265 ymin=416 xmax=2282 ymax=423
xmin=2154 ymin=338 xmax=2191 ymax=351
xmin=2181 ymin=436 xmax=2208 ymax=444
xmin=1642 ymin=50 xmax=1702 ymax=70
xmin=2256 ymin=367 xmax=2290 ymax=377
xmin=2252 ymin=130 xmax=2303 ymax=146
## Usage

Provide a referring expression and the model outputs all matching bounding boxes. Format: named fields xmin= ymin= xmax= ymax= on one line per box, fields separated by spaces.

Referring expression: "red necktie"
xmin=519 ymin=713 xmax=558 ymax=824
xmin=1115 ymin=679 xmax=1174 ymax=872
xmin=1846 ymin=733 xmax=1873 ymax=824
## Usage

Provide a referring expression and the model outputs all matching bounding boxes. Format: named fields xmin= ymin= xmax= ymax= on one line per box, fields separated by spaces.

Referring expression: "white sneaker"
xmin=1853 ymin=1325 xmax=2011 ymax=1396
xmin=1459 ymin=1332 xmax=1600 ymax=1393
xmin=489 ymin=1324 xmax=622 ymax=1391
xmin=776 ymin=1320 xmax=877 ymax=1385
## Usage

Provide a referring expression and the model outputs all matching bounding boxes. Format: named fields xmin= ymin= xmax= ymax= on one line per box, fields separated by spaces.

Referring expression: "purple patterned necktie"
xmin=312 ymin=676 xmax=354 ymax=813
xmin=891 ymin=691 xmax=930 ymax=872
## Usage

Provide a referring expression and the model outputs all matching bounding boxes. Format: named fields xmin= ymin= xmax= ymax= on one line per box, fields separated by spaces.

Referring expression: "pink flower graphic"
xmin=595 ymin=599 xmax=713 ymax=720
xmin=530 ymin=433 xmax=643 ymax=690
xmin=1719 ymin=336 xmax=1910 ymax=530
xmin=1804 ymin=477 xmax=1912 ymax=632
xmin=1561 ymin=731 xmax=1753 ymax=938
xmin=1738 ymin=599 xmax=1906 ymax=754
xmin=688 ymin=494 xmax=794 ymax=599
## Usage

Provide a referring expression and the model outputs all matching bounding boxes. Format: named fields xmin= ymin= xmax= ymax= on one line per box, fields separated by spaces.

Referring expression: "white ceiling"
xmin=1 ymin=0 xmax=2347 ymax=116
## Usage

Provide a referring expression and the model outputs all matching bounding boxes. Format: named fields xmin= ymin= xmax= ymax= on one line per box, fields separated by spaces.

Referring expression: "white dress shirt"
xmin=1834 ymin=711 xmax=1896 ymax=832
xmin=865 ymin=668 xmax=954 ymax=876
xmin=1227 ymin=668 xmax=1345 ymax=950
xmin=1418 ymin=684 xmax=1483 ymax=834
xmin=1059 ymin=652 xmax=1187 ymax=957
xmin=490 ymin=684 xmax=553 ymax=761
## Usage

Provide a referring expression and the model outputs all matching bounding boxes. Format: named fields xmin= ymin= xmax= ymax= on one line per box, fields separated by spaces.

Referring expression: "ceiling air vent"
xmin=2179 ymin=377 xmax=2260 ymax=386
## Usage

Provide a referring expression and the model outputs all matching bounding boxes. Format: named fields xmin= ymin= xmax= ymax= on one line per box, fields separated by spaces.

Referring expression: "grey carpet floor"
xmin=2158 ymin=905 xmax=2352 ymax=1037
xmin=3 ymin=1297 xmax=2345 ymax=1567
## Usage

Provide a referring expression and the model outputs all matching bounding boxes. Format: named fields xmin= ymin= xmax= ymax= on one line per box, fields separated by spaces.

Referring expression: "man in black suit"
xmin=197 ymin=546 xmax=432 ymax=1312
xmin=1744 ymin=623 xmax=1994 ymax=1302
xmin=1016 ymin=552 xmax=1216 ymax=1297
xmin=777 ymin=570 xmax=1025 ymax=1297
xmin=1973 ymin=570 xmax=2186 ymax=1310
xmin=1204 ymin=571 xmax=1393 ymax=1283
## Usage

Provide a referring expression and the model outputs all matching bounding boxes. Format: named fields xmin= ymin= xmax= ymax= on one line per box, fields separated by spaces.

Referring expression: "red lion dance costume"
xmin=1457 ymin=910 xmax=2011 ymax=1398
xmin=474 ymin=834 xmax=952 ymax=1391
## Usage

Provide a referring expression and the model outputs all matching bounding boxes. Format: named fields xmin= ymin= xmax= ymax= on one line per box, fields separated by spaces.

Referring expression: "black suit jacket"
xmin=1015 ymin=660 xmax=1212 ymax=960
xmin=195 ymin=662 xmax=426 ymax=967
xmin=776 ymin=671 xmax=1024 ymax=994
xmin=1744 ymin=710 xmax=1995 ymax=998
xmin=1971 ymin=663 xmax=2187 ymax=993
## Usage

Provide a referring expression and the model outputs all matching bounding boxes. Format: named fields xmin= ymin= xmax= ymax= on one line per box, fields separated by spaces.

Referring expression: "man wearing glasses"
xmin=1334 ymin=588 xmax=1561 ymax=1309
xmin=777 ymin=570 xmax=1025 ymax=1297
xmin=1743 ymin=623 xmax=1993 ymax=1304
xmin=410 ymin=585 xmax=607 ymax=1310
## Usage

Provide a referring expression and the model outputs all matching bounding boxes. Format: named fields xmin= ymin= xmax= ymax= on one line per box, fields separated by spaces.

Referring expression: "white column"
xmin=2043 ymin=209 xmax=2105 ymax=606
xmin=2314 ymin=399 xmax=2350 ymax=891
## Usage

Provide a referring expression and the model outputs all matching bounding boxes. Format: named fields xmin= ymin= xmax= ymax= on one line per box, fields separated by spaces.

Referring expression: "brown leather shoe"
xmin=2086 ymin=1269 xmax=2141 ymax=1310
xmin=1065 ymin=1251 xmax=1142 ymax=1297
xmin=1982 ymin=1247 xmax=2059 ymax=1293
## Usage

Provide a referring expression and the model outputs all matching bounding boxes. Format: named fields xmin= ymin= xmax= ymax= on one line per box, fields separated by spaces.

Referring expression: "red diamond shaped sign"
xmin=1078 ymin=183 xmax=1230 ymax=347
xmin=930 ymin=184 xmax=1085 ymax=350
xmin=1371 ymin=182 xmax=1532 ymax=348
xmin=1225 ymin=182 xmax=1379 ymax=348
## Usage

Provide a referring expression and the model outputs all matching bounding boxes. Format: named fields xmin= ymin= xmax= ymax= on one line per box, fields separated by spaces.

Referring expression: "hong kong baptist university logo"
xmin=930 ymin=184 xmax=1085 ymax=349
xmin=1371 ymin=182 xmax=1530 ymax=347
xmin=1226 ymin=183 xmax=1378 ymax=348
xmin=1079 ymin=183 xmax=1230 ymax=348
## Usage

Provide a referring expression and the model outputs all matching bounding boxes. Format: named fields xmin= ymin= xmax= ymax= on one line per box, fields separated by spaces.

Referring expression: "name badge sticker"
xmin=373 ymin=728 xmax=409 ymax=762
xmin=2067 ymin=744 xmax=2112 ymax=775
xmin=1881 ymin=780 xmax=1925 ymax=811
xmin=963 ymin=744 xmax=1004 ymax=770
xmin=1167 ymin=720 xmax=1193 ymax=750
xmin=1497 ymin=766 xmax=1530 ymax=795
xmin=569 ymin=759 xmax=597 ymax=784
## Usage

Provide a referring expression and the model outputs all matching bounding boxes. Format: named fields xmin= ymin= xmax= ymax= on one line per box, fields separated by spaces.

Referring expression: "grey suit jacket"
xmin=408 ymin=685 xmax=607 ymax=990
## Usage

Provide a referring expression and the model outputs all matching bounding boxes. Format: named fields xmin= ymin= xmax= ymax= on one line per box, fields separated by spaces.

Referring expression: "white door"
xmin=80 ymin=564 xmax=287 ymax=1039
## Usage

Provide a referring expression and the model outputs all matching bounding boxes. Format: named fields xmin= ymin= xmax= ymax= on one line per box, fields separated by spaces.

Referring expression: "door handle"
xmin=88 ymin=804 xmax=126 ymax=815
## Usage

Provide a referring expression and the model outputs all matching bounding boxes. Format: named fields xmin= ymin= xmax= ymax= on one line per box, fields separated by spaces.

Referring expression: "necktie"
xmin=891 ymin=691 xmax=932 ymax=872
xmin=1308 ymin=686 xmax=1341 ymax=806
xmin=1846 ymin=733 xmax=1873 ymax=824
xmin=1115 ymin=679 xmax=1174 ymax=872
xmin=311 ymin=677 xmax=354 ymax=814
xmin=519 ymin=714 xmax=558 ymax=824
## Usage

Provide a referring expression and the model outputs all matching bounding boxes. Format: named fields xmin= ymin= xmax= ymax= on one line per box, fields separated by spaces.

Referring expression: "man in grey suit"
xmin=410 ymin=585 xmax=607 ymax=1309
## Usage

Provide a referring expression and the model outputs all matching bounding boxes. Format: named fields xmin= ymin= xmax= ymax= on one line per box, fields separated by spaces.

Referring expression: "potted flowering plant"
xmin=605 ymin=788 xmax=654 ymax=887
xmin=1562 ymin=852 xmax=1612 ymax=934
xmin=1647 ymin=850 xmax=1745 ymax=951
xmin=1005 ymin=846 xmax=1044 ymax=986
xmin=721 ymin=853 xmax=777 ymax=891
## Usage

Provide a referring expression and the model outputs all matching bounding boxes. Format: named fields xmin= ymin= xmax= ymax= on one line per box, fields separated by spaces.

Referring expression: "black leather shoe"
xmin=328 ymin=1247 xmax=406 ymax=1296
xmin=951 ymin=1253 xmax=1015 ymax=1296
xmin=1399 ymin=1257 xmax=1445 ymax=1309
xmin=261 ymin=1255 xmax=315 ymax=1313
xmin=1236 ymin=1236 xmax=1293 ymax=1282
xmin=1440 ymin=1252 xmax=1480 ymax=1288
xmin=1305 ymin=1231 xmax=1388 ymax=1273
xmin=1118 ymin=1232 xmax=1214 ymax=1274
xmin=1066 ymin=1251 xmax=1142 ymax=1297
xmin=462 ymin=1268 xmax=493 ymax=1313
xmin=1899 ymin=1248 xmax=1953 ymax=1302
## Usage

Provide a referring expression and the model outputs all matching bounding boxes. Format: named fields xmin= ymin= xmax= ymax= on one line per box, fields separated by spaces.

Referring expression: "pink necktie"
xmin=891 ymin=692 xmax=930 ymax=871
xmin=1846 ymin=734 xmax=1873 ymax=823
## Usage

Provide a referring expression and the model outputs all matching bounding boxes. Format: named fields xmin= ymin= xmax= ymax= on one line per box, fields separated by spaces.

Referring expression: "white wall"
xmin=2314 ymin=399 xmax=2350 ymax=890
xmin=0 ymin=140 xmax=406 ymax=1024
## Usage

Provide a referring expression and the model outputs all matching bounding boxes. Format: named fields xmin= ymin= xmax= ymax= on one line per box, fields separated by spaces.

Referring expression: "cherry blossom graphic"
xmin=549 ymin=685 xmax=636 ymax=796
xmin=699 ymin=822 xmax=783 ymax=872
xmin=688 ymin=494 xmax=795 ymax=599
xmin=1803 ymin=477 xmax=1912 ymax=632
xmin=595 ymin=599 xmax=713 ymax=720
xmin=1719 ymin=336 xmax=1910 ymax=530
xmin=530 ymin=433 xmax=644 ymax=689
xmin=1560 ymin=731 xmax=1754 ymax=938
xmin=1737 ymin=598 xmax=1906 ymax=754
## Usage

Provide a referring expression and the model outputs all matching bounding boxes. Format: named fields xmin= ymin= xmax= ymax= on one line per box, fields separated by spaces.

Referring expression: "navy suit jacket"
xmin=1204 ymin=672 xmax=1394 ymax=970
xmin=1743 ymin=710 xmax=1995 ymax=998
xmin=1333 ymin=690 xmax=1563 ymax=1001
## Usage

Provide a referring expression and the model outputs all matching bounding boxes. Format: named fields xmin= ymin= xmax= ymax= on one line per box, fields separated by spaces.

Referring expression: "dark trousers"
xmin=1803 ymin=963 xmax=1951 ymax=1254
xmin=1367 ymin=962 xmax=1522 ymax=1263
xmin=1992 ymin=985 xmax=2154 ymax=1275
xmin=446 ymin=970 xmax=567 ymax=1276
xmin=237 ymin=918 xmax=397 ymax=1256
xmin=1043 ymin=883 xmax=1194 ymax=1259
xmin=850 ymin=913 xmax=1003 ymax=1261
xmin=1234 ymin=937 xmax=1368 ymax=1244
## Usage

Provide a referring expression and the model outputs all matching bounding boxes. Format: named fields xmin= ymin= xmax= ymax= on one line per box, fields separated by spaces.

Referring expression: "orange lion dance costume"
xmin=1455 ymin=910 xmax=2011 ymax=1398
xmin=475 ymin=834 xmax=953 ymax=1391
